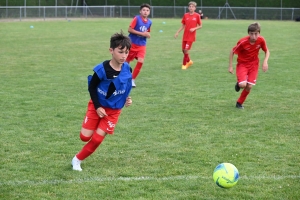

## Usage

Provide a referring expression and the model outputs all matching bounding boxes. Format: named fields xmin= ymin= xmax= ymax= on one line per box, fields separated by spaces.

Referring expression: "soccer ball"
xmin=213 ymin=163 xmax=239 ymax=188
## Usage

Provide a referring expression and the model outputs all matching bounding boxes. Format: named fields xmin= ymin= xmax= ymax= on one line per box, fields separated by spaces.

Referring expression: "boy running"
xmin=126 ymin=3 xmax=152 ymax=88
xmin=228 ymin=22 xmax=270 ymax=109
xmin=71 ymin=31 xmax=133 ymax=171
xmin=174 ymin=1 xmax=202 ymax=70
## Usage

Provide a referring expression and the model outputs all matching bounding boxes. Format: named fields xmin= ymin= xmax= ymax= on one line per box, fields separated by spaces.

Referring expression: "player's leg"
xmin=72 ymin=108 xmax=121 ymax=171
xmin=235 ymin=64 xmax=248 ymax=109
xmin=236 ymin=63 xmax=258 ymax=109
xmin=181 ymin=41 xmax=188 ymax=69
xmin=185 ymin=42 xmax=194 ymax=68
xmin=78 ymin=100 xmax=99 ymax=142
xmin=127 ymin=50 xmax=139 ymax=88
xmin=72 ymin=100 xmax=100 ymax=171
xmin=132 ymin=50 xmax=146 ymax=87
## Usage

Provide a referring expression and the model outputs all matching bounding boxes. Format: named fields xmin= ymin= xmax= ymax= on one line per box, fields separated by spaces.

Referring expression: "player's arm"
xmin=191 ymin=23 xmax=202 ymax=32
xmin=128 ymin=26 xmax=150 ymax=38
xmin=174 ymin=24 xmax=185 ymax=38
xmin=88 ymin=73 xmax=107 ymax=117
xmin=228 ymin=50 xmax=235 ymax=74
xmin=262 ymin=49 xmax=270 ymax=72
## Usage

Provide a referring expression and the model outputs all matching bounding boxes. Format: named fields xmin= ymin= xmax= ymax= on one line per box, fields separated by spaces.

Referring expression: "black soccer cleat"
xmin=236 ymin=102 xmax=244 ymax=109
xmin=235 ymin=82 xmax=240 ymax=92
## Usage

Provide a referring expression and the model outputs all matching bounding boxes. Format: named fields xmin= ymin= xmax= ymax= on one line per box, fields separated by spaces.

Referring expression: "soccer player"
xmin=174 ymin=1 xmax=202 ymax=70
xmin=228 ymin=22 xmax=270 ymax=109
xmin=71 ymin=31 xmax=133 ymax=171
xmin=126 ymin=3 xmax=152 ymax=88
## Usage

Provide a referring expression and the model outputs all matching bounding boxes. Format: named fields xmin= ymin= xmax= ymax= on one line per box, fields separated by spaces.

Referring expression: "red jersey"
xmin=181 ymin=12 xmax=201 ymax=42
xmin=232 ymin=36 xmax=268 ymax=63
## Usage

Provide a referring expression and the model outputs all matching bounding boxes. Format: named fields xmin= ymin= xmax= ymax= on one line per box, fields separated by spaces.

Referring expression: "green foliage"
xmin=0 ymin=0 xmax=300 ymax=7
xmin=0 ymin=18 xmax=300 ymax=199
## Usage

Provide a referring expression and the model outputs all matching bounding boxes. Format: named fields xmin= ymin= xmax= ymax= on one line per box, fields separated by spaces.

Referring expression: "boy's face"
xmin=188 ymin=4 xmax=196 ymax=13
xmin=110 ymin=46 xmax=129 ymax=64
xmin=140 ymin=7 xmax=150 ymax=18
xmin=248 ymin=31 xmax=260 ymax=43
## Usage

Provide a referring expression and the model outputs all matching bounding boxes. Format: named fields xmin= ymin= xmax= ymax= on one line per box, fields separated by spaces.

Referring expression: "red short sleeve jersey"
xmin=181 ymin=13 xmax=201 ymax=42
xmin=232 ymin=36 xmax=268 ymax=63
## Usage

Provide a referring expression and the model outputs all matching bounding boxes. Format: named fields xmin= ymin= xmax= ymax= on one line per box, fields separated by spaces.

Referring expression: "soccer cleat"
xmin=182 ymin=65 xmax=187 ymax=70
xmin=72 ymin=156 xmax=82 ymax=171
xmin=235 ymin=82 xmax=240 ymax=92
xmin=132 ymin=79 xmax=136 ymax=88
xmin=186 ymin=60 xmax=193 ymax=68
xmin=236 ymin=102 xmax=244 ymax=109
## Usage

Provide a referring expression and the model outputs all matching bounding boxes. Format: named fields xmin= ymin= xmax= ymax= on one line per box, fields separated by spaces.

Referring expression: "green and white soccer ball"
xmin=213 ymin=163 xmax=239 ymax=188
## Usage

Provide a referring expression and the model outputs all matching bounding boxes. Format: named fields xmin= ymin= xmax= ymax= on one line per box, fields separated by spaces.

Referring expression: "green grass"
xmin=0 ymin=18 xmax=299 ymax=199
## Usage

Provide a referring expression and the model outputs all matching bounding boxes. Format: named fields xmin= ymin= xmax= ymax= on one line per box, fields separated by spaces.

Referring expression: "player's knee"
xmin=239 ymin=82 xmax=247 ymax=88
xmin=246 ymin=84 xmax=253 ymax=90
xmin=91 ymin=133 xmax=105 ymax=144
xmin=80 ymin=132 xmax=92 ymax=142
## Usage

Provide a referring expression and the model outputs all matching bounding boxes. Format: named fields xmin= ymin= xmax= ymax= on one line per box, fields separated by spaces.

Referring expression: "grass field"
xmin=0 ymin=18 xmax=299 ymax=199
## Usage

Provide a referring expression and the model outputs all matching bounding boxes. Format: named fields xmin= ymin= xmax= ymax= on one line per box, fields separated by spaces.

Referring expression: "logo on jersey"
xmin=97 ymin=88 xmax=107 ymax=96
xmin=256 ymin=45 xmax=261 ymax=49
xmin=139 ymin=26 xmax=148 ymax=32
xmin=113 ymin=89 xmax=125 ymax=96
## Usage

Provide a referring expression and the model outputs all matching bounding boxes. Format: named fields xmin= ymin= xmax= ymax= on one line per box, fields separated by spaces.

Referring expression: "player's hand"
xmin=143 ymin=32 xmax=151 ymax=38
xmin=228 ymin=65 xmax=234 ymax=74
xmin=174 ymin=33 xmax=178 ymax=38
xmin=125 ymin=96 xmax=132 ymax=107
xmin=189 ymin=28 xmax=195 ymax=32
xmin=262 ymin=62 xmax=268 ymax=72
xmin=97 ymin=107 xmax=107 ymax=118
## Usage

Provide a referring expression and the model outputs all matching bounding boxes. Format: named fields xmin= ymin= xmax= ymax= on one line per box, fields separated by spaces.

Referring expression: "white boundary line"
xmin=0 ymin=175 xmax=299 ymax=186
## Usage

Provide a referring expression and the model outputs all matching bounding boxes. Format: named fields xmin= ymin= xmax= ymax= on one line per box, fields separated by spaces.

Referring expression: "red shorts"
xmin=126 ymin=49 xmax=146 ymax=62
xmin=182 ymin=41 xmax=193 ymax=50
xmin=81 ymin=100 xmax=121 ymax=134
xmin=236 ymin=61 xmax=259 ymax=85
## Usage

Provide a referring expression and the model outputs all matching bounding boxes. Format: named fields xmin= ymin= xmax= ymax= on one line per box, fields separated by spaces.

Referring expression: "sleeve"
xmin=261 ymin=38 xmax=268 ymax=52
xmin=232 ymin=41 xmax=242 ymax=54
xmin=129 ymin=17 xmax=137 ymax=28
xmin=197 ymin=14 xmax=202 ymax=25
xmin=181 ymin=14 xmax=186 ymax=25
xmin=88 ymin=72 xmax=101 ymax=110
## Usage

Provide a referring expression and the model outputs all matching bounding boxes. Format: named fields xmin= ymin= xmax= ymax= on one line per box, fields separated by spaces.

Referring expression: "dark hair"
xmin=140 ymin=3 xmax=151 ymax=10
xmin=248 ymin=22 xmax=261 ymax=33
xmin=110 ymin=30 xmax=131 ymax=50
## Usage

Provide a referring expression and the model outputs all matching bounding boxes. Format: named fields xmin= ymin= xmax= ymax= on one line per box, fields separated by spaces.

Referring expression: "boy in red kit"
xmin=228 ymin=22 xmax=270 ymax=109
xmin=126 ymin=3 xmax=152 ymax=88
xmin=71 ymin=31 xmax=133 ymax=171
xmin=174 ymin=1 xmax=202 ymax=70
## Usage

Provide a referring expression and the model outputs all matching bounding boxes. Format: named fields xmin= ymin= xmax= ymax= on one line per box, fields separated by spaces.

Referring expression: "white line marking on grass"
xmin=0 ymin=175 xmax=299 ymax=186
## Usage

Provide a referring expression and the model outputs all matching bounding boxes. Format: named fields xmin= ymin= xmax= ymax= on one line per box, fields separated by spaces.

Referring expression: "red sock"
xmin=132 ymin=62 xmax=143 ymax=79
xmin=80 ymin=132 xmax=92 ymax=142
xmin=186 ymin=54 xmax=190 ymax=63
xmin=76 ymin=133 xmax=105 ymax=160
xmin=237 ymin=89 xmax=250 ymax=104
xmin=183 ymin=54 xmax=189 ymax=65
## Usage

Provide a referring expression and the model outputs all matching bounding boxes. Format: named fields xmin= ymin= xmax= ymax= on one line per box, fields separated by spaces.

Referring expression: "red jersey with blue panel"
xmin=128 ymin=15 xmax=152 ymax=53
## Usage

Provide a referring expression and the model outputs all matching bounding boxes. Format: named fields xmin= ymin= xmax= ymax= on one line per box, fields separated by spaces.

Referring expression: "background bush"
xmin=1 ymin=0 xmax=300 ymax=8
